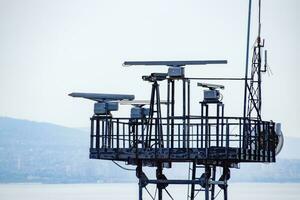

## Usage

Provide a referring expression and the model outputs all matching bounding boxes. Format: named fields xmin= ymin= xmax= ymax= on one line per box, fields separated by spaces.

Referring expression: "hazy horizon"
xmin=0 ymin=0 xmax=299 ymax=138
xmin=1 ymin=183 xmax=300 ymax=200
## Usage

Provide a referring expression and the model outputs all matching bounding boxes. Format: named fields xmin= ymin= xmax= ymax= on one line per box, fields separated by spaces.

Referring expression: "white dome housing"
xmin=275 ymin=123 xmax=284 ymax=155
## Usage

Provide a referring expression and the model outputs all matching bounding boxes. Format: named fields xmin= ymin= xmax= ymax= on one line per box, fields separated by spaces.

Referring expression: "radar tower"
xmin=69 ymin=1 xmax=283 ymax=200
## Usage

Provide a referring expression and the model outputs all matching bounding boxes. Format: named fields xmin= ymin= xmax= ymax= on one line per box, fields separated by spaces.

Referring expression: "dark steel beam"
xmin=123 ymin=60 xmax=227 ymax=67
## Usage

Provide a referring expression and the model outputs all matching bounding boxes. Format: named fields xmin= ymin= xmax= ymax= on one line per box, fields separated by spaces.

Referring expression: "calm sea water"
xmin=0 ymin=183 xmax=299 ymax=200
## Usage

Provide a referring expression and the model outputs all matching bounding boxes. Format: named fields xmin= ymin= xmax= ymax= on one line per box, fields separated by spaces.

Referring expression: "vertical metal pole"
xmin=137 ymin=163 xmax=143 ymax=200
xmin=167 ymin=79 xmax=170 ymax=148
xmin=243 ymin=0 xmax=253 ymax=155
xmin=136 ymin=121 xmax=139 ymax=158
xmin=177 ymin=124 xmax=180 ymax=148
xmin=221 ymin=105 xmax=224 ymax=147
xmin=272 ymin=122 xmax=276 ymax=161
xmin=109 ymin=118 xmax=113 ymax=148
xmin=187 ymin=79 xmax=191 ymax=149
xmin=211 ymin=166 xmax=216 ymax=200
xmin=128 ymin=124 xmax=131 ymax=148
xmin=205 ymin=165 xmax=210 ymax=200
xmin=226 ymin=119 xmax=229 ymax=158
xmin=156 ymin=83 xmax=164 ymax=147
xmin=183 ymin=79 xmax=186 ymax=148
xmin=90 ymin=118 xmax=94 ymax=149
xmin=147 ymin=82 xmax=156 ymax=147
xmin=239 ymin=118 xmax=242 ymax=159
xmin=262 ymin=122 xmax=266 ymax=161
xmin=122 ymin=124 xmax=125 ymax=148
xmin=205 ymin=104 xmax=209 ymax=151
xmin=157 ymin=163 xmax=163 ymax=200
xmin=96 ymin=119 xmax=100 ymax=148
xmin=257 ymin=121 xmax=262 ymax=161
xmin=208 ymin=124 xmax=211 ymax=148
xmin=201 ymin=103 xmax=204 ymax=148
xmin=117 ymin=119 xmax=119 ymax=150
xmin=171 ymin=80 xmax=175 ymax=149
xmin=155 ymin=118 xmax=158 ymax=152
xmin=224 ymin=182 xmax=228 ymax=200
xmin=139 ymin=179 xmax=143 ymax=200
xmin=255 ymin=121 xmax=258 ymax=160
xmin=105 ymin=116 xmax=109 ymax=148
xmin=190 ymin=161 xmax=196 ymax=200
xmin=216 ymin=104 xmax=220 ymax=147
xmin=197 ymin=124 xmax=199 ymax=149
xmin=142 ymin=119 xmax=145 ymax=148
xmin=257 ymin=0 xmax=262 ymax=115
xmin=243 ymin=0 xmax=252 ymax=120
xmin=101 ymin=119 xmax=105 ymax=148
xmin=266 ymin=122 xmax=270 ymax=162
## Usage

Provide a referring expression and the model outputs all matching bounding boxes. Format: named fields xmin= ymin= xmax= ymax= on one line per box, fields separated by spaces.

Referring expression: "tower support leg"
xmin=205 ymin=165 xmax=211 ymax=200
xmin=157 ymin=163 xmax=163 ymax=200
xmin=211 ymin=166 xmax=216 ymax=200
xmin=136 ymin=162 xmax=143 ymax=200
xmin=222 ymin=166 xmax=230 ymax=200
xmin=138 ymin=178 xmax=143 ymax=200
xmin=190 ymin=161 xmax=196 ymax=200
xmin=224 ymin=186 xmax=228 ymax=200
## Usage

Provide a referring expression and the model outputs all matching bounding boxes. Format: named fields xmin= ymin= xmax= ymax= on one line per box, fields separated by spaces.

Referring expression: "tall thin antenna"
xmin=258 ymin=0 xmax=261 ymax=37
xmin=243 ymin=0 xmax=252 ymax=120
xmin=246 ymin=0 xmax=266 ymax=121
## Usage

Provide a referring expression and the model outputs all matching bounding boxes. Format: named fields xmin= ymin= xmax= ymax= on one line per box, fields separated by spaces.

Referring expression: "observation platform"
xmin=89 ymin=115 xmax=277 ymax=166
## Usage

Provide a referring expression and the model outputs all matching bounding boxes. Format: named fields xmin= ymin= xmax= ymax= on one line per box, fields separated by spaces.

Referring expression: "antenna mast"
xmin=246 ymin=0 xmax=267 ymax=120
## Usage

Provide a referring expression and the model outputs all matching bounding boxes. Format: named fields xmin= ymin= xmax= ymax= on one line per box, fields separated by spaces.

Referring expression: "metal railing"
xmin=90 ymin=116 xmax=276 ymax=156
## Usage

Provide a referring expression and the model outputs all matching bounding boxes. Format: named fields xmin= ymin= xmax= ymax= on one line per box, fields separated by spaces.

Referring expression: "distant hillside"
xmin=0 ymin=117 xmax=299 ymax=183
xmin=0 ymin=117 xmax=135 ymax=183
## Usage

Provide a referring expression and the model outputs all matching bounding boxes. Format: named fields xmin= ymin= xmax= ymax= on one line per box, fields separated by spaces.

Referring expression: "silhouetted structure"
xmin=70 ymin=1 xmax=283 ymax=199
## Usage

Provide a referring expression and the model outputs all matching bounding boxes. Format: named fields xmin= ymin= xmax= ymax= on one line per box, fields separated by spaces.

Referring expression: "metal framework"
xmin=90 ymin=116 xmax=276 ymax=163
xmin=70 ymin=1 xmax=282 ymax=200
xmin=243 ymin=0 xmax=270 ymax=153
xmin=88 ymin=85 xmax=277 ymax=200
xmin=246 ymin=0 xmax=266 ymax=121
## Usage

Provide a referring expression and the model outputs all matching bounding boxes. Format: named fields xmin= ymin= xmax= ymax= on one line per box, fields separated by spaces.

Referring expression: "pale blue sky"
xmin=0 ymin=0 xmax=299 ymax=137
